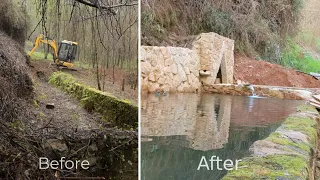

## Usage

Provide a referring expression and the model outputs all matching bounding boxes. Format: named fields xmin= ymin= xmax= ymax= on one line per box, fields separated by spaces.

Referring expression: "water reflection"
xmin=141 ymin=93 xmax=304 ymax=180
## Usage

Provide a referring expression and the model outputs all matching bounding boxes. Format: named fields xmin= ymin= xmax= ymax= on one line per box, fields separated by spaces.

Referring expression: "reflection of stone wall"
xmin=190 ymin=95 xmax=232 ymax=151
xmin=141 ymin=94 xmax=232 ymax=151
xmin=141 ymin=32 xmax=235 ymax=93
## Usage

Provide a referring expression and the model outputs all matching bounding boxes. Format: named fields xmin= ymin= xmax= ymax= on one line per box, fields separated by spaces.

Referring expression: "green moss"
xmin=297 ymin=104 xmax=318 ymax=113
xmin=223 ymin=155 xmax=308 ymax=179
xmin=33 ymin=100 xmax=39 ymax=108
xmin=49 ymin=71 xmax=138 ymax=129
xmin=9 ymin=120 xmax=24 ymax=130
xmin=282 ymin=116 xmax=317 ymax=144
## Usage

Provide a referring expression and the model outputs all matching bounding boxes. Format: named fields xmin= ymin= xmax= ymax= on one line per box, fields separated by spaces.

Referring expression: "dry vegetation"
xmin=0 ymin=1 xmax=32 ymax=123
xmin=0 ymin=0 xmax=138 ymax=179
xmin=142 ymin=0 xmax=304 ymax=62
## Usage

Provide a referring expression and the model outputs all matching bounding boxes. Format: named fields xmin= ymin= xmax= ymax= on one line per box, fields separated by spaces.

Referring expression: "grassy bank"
xmin=281 ymin=38 xmax=320 ymax=73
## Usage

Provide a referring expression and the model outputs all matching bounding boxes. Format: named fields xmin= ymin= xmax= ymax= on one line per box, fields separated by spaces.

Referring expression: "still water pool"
xmin=141 ymin=93 xmax=305 ymax=180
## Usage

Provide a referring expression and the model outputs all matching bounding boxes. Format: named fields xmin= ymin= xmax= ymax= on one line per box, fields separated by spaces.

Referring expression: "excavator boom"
xmin=28 ymin=34 xmax=58 ymax=59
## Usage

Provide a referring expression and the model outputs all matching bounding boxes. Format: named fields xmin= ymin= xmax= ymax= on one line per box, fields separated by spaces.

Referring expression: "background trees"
xmin=24 ymin=0 xmax=138 ymax=92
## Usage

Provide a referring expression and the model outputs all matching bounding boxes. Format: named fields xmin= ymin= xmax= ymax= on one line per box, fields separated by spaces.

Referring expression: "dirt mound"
xmin=234 ymin=54 xmax=320 ymax=88
xmin=0 ymin=0 xmax=28 ymax=44
xmin=0 ymin=31 xmax=33 ymax=121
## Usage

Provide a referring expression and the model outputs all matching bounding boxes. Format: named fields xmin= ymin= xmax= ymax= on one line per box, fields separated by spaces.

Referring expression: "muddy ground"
xmin=234 ymin=53 xmax=320 ymax=88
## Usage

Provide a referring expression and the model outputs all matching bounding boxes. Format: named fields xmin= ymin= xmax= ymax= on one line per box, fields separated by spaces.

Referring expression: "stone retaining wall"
xmin=141 ymin=46 xmax=201 ymax=93
xmin=49 ymin=72 xmax=138 ymax=129
xmin=141 ymin=32 xmax=235 ymax=93
xmin=222 ymin=105 xmax=319 ymax=179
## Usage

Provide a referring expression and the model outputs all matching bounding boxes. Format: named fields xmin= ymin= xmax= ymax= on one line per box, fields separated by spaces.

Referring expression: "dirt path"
xmin=25 ymin=61 xmax=138 ymax=179
xmin=29 ymin=60 xmax=123 ymax=132
xmin=33 ymin=79 xmax=101 ymax=132
xmin=31 ymin=59 xmax=138 ymax=104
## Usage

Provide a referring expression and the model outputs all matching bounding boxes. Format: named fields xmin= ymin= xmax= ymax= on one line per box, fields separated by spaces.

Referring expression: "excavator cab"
xmin=57 ymin=40 xmax=78 ymax=63
xmin=28 ymin=34 xmax=78 ymax=68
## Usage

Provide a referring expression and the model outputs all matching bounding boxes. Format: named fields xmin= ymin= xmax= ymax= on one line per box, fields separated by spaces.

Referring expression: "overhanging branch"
xmin=74 ymin=0 xmax=138 ymax=15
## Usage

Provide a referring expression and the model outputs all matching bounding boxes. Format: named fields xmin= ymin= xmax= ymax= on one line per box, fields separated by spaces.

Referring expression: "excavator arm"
xmin=29 ymin=34 xmax=77 ymax=68
xmin=28 ymin=34 xmax=58 ymax=63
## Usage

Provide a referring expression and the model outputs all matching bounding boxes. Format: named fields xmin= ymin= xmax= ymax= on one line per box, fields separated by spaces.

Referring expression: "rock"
xmin=86 ymin=157 xmax=97 ymax=166
xmin=164 ymin=57 xmax=173 ymax=67
xmin=171 ymin=63 xmax=178 ymax=75
xmin=276 ymin=130 xmax=309 ymax=144
xmin=184 ymin=67 xmax=190 ymax=75
xmin=199 ymin=70 xmax=210 ymax=76
xmin=44 ymin=139 xmax=68 ymax=152
xmin=148 ymin=83 xmax=159 ymax=92
xmin=250 ymin=140 xmax=301 ymax=157
xmin=148 ymin=72 xmax=156 ymax=82
xmin=158 ymin=77 xmax=165 ymax=85
xmin=177 ymin=65 xmax=187 ymax=82
xmin=46 ymin=103 xmax=55 ymax=109
xmin=141 ymin=61 xmax=152 ymax=77
xmin=88 ymin=144 xmax=98 ymax=152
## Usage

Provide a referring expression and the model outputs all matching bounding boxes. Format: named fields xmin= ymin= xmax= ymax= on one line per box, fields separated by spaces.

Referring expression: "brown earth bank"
xmin=234 ymin=53 xmax=320 ymax=88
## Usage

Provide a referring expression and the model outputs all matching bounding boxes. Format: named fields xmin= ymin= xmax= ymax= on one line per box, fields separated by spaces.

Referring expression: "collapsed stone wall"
xmin=141 ymin=32 xmax=235 ymax=93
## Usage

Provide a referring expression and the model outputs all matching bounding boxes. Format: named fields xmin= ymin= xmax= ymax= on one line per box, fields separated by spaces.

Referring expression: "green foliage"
xmin=49 ymin=72 xmax=138 ymax=129
xmin=281 ymin=39 xmax=320 ymax=73
xmin=28 ymin=51 xmax=54 ymax=61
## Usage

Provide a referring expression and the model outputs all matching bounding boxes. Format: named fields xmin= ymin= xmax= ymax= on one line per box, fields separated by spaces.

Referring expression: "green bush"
xmin=281 ymin=39 xmax=320 ymax=73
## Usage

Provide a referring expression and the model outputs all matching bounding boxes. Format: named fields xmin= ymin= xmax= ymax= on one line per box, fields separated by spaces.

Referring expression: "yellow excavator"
xmin=28 ymin=34 xmax=78 ymax=68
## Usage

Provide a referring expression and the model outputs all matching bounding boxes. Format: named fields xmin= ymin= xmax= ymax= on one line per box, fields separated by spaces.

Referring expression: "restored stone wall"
xmin=141 ymin=32 xmax=235 ymax=93
xmin=141 ymin=46 xmax=201 ymax=93
xmin=193 ymin=32 xmax=234 ymax=85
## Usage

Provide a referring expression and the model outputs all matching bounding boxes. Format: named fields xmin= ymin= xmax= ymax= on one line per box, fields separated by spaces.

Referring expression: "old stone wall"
xmin=222 ymin=105 xmax=319 ymax=179
xmin=141 ymin=32 xmax=235 ymax=93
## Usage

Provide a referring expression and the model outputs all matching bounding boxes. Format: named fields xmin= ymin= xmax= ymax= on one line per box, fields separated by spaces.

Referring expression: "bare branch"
xmin=74 ymin=0 xmax=138 ymax=15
